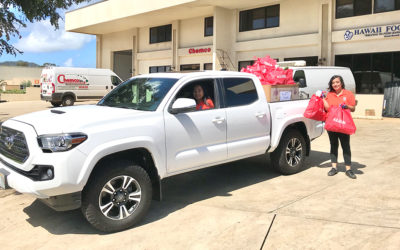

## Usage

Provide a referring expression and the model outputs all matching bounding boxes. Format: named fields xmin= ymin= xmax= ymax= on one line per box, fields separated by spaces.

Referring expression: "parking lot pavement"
xmin=0 ymin=103 xmax=400 ymax=249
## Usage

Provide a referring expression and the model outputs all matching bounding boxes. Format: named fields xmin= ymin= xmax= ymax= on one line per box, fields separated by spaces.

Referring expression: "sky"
xmin=0 ymin=1 xmax=99 ymax=68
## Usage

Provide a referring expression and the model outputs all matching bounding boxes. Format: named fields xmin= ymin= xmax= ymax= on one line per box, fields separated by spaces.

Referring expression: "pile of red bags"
xmin=240 ymin=56 xmax=296 ymax=85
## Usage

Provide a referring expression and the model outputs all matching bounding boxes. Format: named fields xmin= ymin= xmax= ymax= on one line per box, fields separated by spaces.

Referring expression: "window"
xmin=111 ymin=76 xmax=122 ymax=86
xmin=374 ymin=0 xmax=400 ymax=13
xmin=204 ymin=17 xmax=213 ymax=37
xmin=239 ymin=5 xmax=279 ymax=32
xmin=293 ymin=70 xmax=307 ymax=86
xmin=99 ymin=77 xmax=178 ymax=111
xmin=174 ymin=79 xmax=217 ymax=111
xmin=238 ymin=61 xmax=255 ymax=71
xmin=284 ymin=56 xmax=319 ymax=66
xmin=336 ymin=0 xmax=372 ymax=18
xmin=204 ymin=63 xmax=213 ymax=70
xmin=149 ymin=66 xmax=171 ymax=73
xmin=150 ymin=24 xmax=172 ymax=44
xmin=222 ymin=78 xmax=258 ymax=107
xmin=180 ymin=64 xmax=200 ymax=71
xmin=335 ymin=52 xmax=400 ymax=94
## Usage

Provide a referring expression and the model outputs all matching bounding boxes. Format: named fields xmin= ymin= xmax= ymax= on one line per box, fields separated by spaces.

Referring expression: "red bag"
xmin=324 ymin=106 xmax=356 ymax=135
xmin=303 ymin=95 xmax=326 ymax=121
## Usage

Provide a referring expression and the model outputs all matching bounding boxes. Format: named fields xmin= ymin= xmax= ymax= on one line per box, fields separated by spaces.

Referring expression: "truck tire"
xmin=81 ymin=160 xmax=152 ymax=232
xmin=270 ymin=129 xmax=306 ymax=175
xmin=62 ymin=95 xmax=75 ymax=106
xmin=51 ymin=101 xmax=61 ymax=107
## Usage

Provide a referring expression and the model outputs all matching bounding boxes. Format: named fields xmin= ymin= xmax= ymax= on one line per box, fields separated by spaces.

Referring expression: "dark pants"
xmin=327 ymin=131 xmax=351 ymax=166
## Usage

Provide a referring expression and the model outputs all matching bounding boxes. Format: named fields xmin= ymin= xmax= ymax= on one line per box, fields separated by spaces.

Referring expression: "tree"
xmin=0 ymin=0 xmax=89 ymax=56
xmin=16 ymin=60 xmax=28 ymax=66
xmin=42 ymin=62 xmax=57 ymax=67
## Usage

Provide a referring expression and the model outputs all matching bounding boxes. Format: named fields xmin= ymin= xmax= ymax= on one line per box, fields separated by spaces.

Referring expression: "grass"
xmin=0 ymin=89 xmax=26 ymax=94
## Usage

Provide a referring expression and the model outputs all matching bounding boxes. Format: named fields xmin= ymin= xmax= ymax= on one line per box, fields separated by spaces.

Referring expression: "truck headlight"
xmin=38 ymin=133 xmax=87 ymax=152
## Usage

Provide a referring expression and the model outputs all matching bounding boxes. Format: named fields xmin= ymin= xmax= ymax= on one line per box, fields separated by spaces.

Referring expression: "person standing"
xmin=323 ymin=75 xmax=357 ymax=179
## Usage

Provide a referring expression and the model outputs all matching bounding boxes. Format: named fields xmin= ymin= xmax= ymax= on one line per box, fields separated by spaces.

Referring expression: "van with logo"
xmin=40 ymin=67 xmax=123 ymax=107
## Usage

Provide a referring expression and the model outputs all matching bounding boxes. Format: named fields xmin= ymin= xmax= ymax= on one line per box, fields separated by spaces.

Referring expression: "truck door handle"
xmin=212 ymin=117 xmax=225 ymax=124
xmin=255 ymin=112 xmax=266 ymax=118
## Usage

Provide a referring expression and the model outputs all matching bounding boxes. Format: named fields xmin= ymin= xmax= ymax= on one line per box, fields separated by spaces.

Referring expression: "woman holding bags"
xmin=323 ymin=75 xmax=357 ymax=179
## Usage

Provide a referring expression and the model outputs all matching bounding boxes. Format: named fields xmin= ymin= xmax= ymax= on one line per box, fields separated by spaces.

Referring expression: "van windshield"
xmin=98 ymin=77 xmax=178 ymax=111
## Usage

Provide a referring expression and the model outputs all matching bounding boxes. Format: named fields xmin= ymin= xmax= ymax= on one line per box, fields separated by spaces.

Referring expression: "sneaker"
xmin=327 ymin=168 xmax=338 ymax=176
xmin=345 ymin=170 xmax=357 ymax=179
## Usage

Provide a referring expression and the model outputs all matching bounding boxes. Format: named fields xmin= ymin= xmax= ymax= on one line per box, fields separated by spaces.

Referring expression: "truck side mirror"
xmin=170 ymin=98 xmax=196 ymax=114
xmin=298 ymin=78 xmax=307 ymax=88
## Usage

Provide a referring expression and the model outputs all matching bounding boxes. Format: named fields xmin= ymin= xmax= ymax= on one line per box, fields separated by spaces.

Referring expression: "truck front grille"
xmin=0 ymin=126 xmax=30 ymax=164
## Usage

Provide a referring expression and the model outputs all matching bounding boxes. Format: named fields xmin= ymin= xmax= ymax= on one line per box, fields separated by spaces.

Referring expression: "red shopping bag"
xmin=324 ymin=106 xmax=356 ymax=135
xmin=303 ymin=95 xmax=326 ymax=121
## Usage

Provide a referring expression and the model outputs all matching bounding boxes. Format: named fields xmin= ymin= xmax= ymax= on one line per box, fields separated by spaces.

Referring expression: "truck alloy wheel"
xmin=99 ymin=175 xmax=142 ymax=220
xmin=271 ymin=129 xmax=306 ymax=175
xmin=285 ymin=138 xmax=302 ymax=167
xmin=81 ymin=161 xmax=152 ymax=232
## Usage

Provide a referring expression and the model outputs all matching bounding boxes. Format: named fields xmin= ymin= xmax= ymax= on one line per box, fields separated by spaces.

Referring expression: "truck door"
xmin=164 ymin=78 xmax=227 ymax=173
xmin=221 ymin=77 xmax=271 ymax=159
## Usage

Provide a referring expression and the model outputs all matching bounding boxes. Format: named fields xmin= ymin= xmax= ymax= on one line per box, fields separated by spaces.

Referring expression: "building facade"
xmin=66 ymin=0 xmax=400 ymax=118
xmin=0 ymin=66 xmax=43 ymax=90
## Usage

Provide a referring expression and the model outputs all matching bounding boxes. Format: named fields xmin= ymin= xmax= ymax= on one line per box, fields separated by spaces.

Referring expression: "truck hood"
xmin=11 ymin=105 xmax=147 ymax=135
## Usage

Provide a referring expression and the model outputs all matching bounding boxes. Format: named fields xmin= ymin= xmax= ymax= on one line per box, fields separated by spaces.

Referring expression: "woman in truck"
xmin=323 ymin=75 xmax=357 ymax=179
xmin=193 ymin=84 xmax=214 ymax=110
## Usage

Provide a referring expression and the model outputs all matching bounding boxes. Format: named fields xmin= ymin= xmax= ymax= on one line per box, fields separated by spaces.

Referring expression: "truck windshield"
xmin=98 ymin=77 xmax=178 ymax=111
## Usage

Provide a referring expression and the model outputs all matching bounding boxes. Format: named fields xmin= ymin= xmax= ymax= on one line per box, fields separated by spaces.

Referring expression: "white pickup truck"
xmin=0 ymin=71 xmax=323 ymax=232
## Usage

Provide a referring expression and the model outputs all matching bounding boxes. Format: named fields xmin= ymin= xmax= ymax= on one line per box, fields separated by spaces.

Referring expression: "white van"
xmin=290 ymin=66 xmax=356 ymax=99
xmin=40 ymin=67 xmax=123 ymax=107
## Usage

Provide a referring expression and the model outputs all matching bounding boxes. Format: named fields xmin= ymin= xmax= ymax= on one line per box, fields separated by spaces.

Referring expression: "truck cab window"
xmin=174 ymin=78 xmax=217 ymax=111
xmin=222 ymin=78 xmax=258 ymax=107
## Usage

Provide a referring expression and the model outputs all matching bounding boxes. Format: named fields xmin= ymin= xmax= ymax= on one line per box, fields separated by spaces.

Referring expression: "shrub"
xmin=20 ymin=80 xmax=32 ymax=88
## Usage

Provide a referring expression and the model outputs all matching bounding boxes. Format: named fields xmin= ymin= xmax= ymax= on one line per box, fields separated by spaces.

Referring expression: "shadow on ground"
xmin=22 ymin=150 xmax=364 ymax=235
xmin=306 ymin=150 xmax=367 ymax=175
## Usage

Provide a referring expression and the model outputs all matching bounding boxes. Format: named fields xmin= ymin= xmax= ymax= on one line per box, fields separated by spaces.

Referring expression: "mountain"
xmin=0 ymin=60 xmax=42 ymax=67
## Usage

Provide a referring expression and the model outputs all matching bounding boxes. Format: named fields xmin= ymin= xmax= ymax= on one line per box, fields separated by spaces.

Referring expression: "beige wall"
xmin=0 ymin=66 xmax=43 ymax=86
xmin=236 ymin=0 xmax=320 ymax=42
xmin=353 ymin=94 xmax=385 ymax=119
xmin=180 ymin=16 xmax=213 ymax=48
xmin=101 ymin=29 xmax=137 ymax=70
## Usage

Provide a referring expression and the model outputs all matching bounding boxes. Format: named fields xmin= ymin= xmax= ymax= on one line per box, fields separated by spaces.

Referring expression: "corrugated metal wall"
xmin=383 ymin=81 xmax=400 ymax=118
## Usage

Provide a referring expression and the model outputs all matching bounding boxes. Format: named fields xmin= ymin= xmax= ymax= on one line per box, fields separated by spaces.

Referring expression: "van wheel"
xmin=81 ymin=160 xmax=152 ymax=232
xmin=51 ymin=101 xmax=61 ymax=107
xmin=62 ymin=96 xmax=75 ymax=106
xmin=270 ymin=129 xmax=306 ymax=175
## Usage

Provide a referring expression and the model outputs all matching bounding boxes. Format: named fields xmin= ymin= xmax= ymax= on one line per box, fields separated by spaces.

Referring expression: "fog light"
xmin=46 ymin=169 xmax=54 ymax=179
xmin=32 ymin=165 xmax=54 ymax=181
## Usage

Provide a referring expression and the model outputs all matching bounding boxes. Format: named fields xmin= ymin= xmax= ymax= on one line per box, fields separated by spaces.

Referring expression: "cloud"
xmin=14 ymin=20 xmax=94 ymax=53
xmin=63 ymin=58 xmax=73 ymax=67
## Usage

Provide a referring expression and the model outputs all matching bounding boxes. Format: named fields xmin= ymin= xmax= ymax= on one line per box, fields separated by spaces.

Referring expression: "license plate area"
xmin=0 ymin=169 xmax=10 ymax=189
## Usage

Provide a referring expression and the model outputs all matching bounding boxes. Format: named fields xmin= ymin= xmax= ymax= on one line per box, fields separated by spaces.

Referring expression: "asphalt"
xmin=0 ymin=101 xmax=399 ymax=249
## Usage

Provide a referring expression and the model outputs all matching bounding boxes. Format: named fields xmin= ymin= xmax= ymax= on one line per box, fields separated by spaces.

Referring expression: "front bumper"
xmin=0 ymin=120 xmax=88 ymax=199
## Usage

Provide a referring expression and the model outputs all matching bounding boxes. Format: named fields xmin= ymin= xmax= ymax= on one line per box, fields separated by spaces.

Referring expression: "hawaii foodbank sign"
xmin=344 ymin=24 xmax=400 ymax=41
